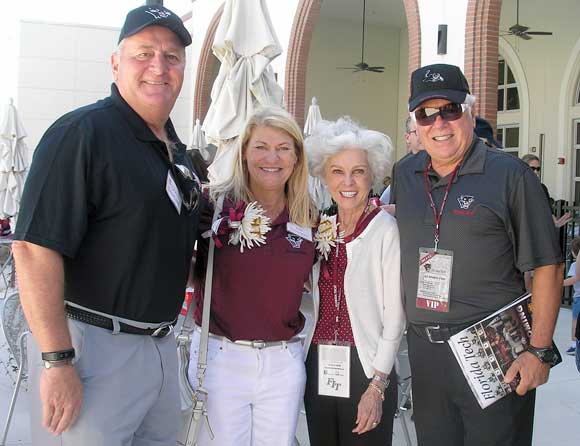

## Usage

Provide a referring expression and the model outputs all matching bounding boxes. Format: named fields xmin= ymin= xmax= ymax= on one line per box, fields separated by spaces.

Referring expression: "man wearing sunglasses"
xmin=11 ymin=6 xmax=201 ymax=445
xmin=391 ymin=63 xmax=564 ymax=446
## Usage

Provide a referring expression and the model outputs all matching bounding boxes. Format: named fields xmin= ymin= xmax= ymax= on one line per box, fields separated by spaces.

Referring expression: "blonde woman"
xmin=188 ymin=106 xmax=317 ymax=446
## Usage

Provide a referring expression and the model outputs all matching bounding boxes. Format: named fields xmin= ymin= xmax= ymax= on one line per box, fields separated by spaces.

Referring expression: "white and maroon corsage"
xmin=314 ymin=214 xmax=344 ymax=261
xmin=210 ymin=201 xmax=272 ymax=252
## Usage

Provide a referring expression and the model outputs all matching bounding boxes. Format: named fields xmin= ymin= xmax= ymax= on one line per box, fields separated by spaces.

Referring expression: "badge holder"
xmin=318 ymin=340 xmax=351 ymax=398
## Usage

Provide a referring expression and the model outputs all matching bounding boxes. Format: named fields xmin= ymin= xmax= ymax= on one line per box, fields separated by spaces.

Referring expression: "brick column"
xmin=464 ymin=0 xmax=502 ymax=129
xmin=193 ymin=4 xmax=224 ymax=123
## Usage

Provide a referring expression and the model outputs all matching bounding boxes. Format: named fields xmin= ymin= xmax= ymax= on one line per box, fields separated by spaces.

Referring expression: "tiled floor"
xmin=1 ymin=303 xmax=578 ymax=446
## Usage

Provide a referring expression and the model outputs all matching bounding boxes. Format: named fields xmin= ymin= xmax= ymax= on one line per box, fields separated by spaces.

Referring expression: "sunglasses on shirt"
xmin=412 ymin=103 xmax=468 ymax=126
xmin=172 ymin=163 xmax=200 ymax=213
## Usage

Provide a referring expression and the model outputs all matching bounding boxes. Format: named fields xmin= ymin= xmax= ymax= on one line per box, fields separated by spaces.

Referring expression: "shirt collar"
xmin=109 ymin=83 xmax=182 ymax=147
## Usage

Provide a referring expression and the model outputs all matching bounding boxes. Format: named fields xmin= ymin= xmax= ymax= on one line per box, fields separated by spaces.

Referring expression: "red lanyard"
xmin=332 ymin=243 xmax=343 ymax=344
xmin=423 ymin=162 xmax=461 ymax=251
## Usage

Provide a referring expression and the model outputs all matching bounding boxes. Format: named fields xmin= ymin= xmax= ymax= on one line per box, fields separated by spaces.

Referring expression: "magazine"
xmin=447 ymin=292 xmax=562 ymax=409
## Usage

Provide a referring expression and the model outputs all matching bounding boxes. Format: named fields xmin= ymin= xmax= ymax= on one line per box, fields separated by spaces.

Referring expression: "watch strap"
xmin=41 ymin=348 xmax=75 ymax=362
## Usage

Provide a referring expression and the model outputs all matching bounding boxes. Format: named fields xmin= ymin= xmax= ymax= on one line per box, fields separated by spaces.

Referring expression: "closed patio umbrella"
xmin=202 ymin=0 xmax=284 ymax=183
xmin=304 ymin=97 xmax=331 ymax=209
xmin=0 ymin=99 xmax=28 ymax=219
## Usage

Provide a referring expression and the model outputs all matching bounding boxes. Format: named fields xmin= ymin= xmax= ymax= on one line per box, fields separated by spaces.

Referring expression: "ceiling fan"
xmin=336 ymin=0 xmax=384 ymax=73
xmin=503 ymin=0 xmax=553 ymax=40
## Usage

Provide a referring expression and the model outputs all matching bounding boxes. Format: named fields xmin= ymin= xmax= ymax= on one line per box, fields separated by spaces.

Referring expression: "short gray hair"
xmin=305 ymin=117 xmax=393 ymax=192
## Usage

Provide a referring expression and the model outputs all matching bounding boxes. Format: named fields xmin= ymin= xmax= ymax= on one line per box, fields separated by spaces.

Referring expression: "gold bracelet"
xmin=368 ymin=382 xmax=385 ymax=401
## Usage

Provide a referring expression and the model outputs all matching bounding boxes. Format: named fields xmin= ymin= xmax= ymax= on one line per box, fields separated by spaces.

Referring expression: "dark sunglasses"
xmin=413 ymin=103 xmax=468 ymax=126
xmin=529 ymin=166 xmax=541 ymax=172
xmin=172 ymin=164 xmax=200 ymax=213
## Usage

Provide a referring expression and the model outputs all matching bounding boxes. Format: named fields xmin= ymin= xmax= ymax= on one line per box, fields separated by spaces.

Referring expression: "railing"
xmin=554 ymin=200 xmax=578 ymax=306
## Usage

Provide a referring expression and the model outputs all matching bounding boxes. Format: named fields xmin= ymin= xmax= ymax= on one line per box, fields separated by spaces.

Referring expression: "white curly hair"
xmin=305 ymin=116 xmax=393 ymax=193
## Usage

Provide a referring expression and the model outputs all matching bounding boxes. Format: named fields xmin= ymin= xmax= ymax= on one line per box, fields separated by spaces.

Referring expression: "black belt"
xmin=410 ymin=321 xmax=474 ymax=344
xmin=65 ymin=305 xmax=174 ymax=338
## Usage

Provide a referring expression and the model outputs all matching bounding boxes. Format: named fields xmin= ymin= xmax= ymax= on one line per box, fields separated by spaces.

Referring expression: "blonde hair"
xmin=211 ymin=106 xmax=317 ymax=227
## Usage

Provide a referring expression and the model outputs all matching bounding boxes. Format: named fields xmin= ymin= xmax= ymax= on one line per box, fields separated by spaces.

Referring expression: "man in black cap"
xmin=391 ymin=63 xmax=564 ymax=445
xmin=13 ymin=5 xmax=199 ymax=445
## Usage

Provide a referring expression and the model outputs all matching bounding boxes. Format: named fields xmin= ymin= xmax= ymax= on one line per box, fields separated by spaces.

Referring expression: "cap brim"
xmin=409 ymin=90 xmax=468 ymax=111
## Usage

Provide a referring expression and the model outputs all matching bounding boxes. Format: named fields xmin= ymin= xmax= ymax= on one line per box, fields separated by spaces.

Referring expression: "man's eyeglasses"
xmin=529 ymin=166 xmax=541 ymax=172
xmin=412 ymin=103 xmax=468 ymax=126
xmin=172 ymin=164 xmax=200 ymax=213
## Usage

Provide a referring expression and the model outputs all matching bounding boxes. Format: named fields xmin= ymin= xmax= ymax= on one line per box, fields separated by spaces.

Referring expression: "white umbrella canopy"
xmin=304 ymin=97 xmax=322 ymax=137
xmin=190 ymin=118 xmax=210 ymax=162
xmin=0 ymin=99 xmax=28 ymax=219
xmin=303 ymin=97 xmax=332 ymax=209
xmin=203 ymin=0 xmax=284 ymax=183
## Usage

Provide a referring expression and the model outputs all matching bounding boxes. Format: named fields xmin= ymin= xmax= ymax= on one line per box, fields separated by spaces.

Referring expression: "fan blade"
xmin=526 ymin=31 xmax=553 ymax=35
xmin=353 ymin=69 xmax=363 ymax=73
xmin=367 ymin=66 xmax=385 ymax=70
xmin=336 ymin=67 xmax=356 ymax=70
xmin=519 ymin=33 xmax=532 ymax=40
xmin=367 ymin=68 xmax=385 ymax=73
xmin=509 ymin=24 xmax=529 ymax=34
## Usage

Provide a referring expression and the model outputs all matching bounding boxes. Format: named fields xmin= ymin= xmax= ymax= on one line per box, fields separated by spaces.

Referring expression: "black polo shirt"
xmin=392 ymin=137 xmax=563 ymax=325
xmin=14 ymin=84 xmax=200 ymax=323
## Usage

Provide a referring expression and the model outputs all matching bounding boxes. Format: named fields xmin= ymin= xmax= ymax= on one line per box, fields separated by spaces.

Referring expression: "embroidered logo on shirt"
xmin=423 ymin=70 xmax=445 ymax=83
xmin=454 ymin=195 xmax=475 ymax=216
xmin=286 ymin=234 xmax=303 ymax=249
xmin=457 ymin=195 xmax=475 ymax=210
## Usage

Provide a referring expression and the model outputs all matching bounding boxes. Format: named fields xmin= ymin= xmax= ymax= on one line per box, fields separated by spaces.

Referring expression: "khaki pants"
xmin=28 ymin=319 xmax=180 ymax=446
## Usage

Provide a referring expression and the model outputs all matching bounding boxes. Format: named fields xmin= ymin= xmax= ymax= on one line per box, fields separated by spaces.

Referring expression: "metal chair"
xmin=395 ymin=333 xmax=415 ymax=446
xmin=0 ymin=291 xmax=30 ymax=446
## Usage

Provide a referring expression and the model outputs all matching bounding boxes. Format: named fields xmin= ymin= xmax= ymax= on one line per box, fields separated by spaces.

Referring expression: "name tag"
xmin=287 ymin=222 xmax=312 ymax=242
xmin=166 ymin=170 xmax=182 ymax=214
xmin=318 ymin=343 xmax=350 ymax=398
xmin=416 ymin=247 xmax=453 ymax=312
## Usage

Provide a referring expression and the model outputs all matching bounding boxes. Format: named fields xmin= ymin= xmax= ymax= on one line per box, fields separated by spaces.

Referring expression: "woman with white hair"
xmin=188 ymin=106 xmax=317 ymax=445
xmin=304 ymin=117 xmax=405 ymax=446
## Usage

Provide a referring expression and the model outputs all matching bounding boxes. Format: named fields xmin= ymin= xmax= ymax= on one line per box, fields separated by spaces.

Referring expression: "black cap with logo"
xmin=408 ymin=64 xmax=470 ymax=111
xmin=119 ymin=5 xmax=192 ymax=47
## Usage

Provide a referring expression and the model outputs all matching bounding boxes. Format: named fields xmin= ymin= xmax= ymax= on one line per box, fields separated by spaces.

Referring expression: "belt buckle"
xmin=425 ymin=325 xmax=445 ymax=344
xmin=250 ymin=340 xmax=267 ymax=349
xmin=151 ymin=324 xmax=173 ymax=338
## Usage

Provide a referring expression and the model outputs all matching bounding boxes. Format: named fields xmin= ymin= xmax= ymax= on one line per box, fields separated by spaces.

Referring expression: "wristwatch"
xmin=42 ymin=348 xmax=75 ymax=369
xmin=526 ymin=345 xmax=560 ymax=367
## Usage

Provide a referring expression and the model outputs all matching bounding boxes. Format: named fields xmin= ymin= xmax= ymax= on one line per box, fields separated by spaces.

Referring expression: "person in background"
xmin=304 ymin=117 xmax=405 ymax=446
xmin=12 ymin=6 xmax=200 ymax=445
xmin=521 ymin=153 xmax=571 ymax=228
xmin=563 ymin=237 xmax=580 ymax=355
xmin=380 ymin=117 xmax=422 ymax=204
xmin=474 ymin=116 xmax=502 ymax=148
xmin=188 ymin=106 xmax=317 ymax=446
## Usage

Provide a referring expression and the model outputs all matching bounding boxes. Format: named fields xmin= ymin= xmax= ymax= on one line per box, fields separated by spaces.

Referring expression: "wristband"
xmin=41 ymin=348 xmax=75 ymax=362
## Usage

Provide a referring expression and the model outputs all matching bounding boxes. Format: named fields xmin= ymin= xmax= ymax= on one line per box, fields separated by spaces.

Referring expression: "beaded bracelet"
xmin=368 ymin=382 xmax=385 ymax=401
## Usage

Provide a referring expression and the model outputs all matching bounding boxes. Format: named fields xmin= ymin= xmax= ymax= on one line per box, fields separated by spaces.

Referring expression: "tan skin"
xmin=243 ymin=125 xmax=298 ymax=219
xmin=13 ymin=25 xmax=186 ymax=436
xmin=322 ymin=148 xmax=389 ymax=435
xmin=417 ymin=99 xmax=564 ymax=394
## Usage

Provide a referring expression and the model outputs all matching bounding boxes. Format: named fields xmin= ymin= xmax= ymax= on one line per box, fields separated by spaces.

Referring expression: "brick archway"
xmin=285 ymin=0 xmax=421 ymax=128
xmin=193 ymin=4 xmax=224 ymax=122
xmin=464 ymin=0 xmax=503 ymax=128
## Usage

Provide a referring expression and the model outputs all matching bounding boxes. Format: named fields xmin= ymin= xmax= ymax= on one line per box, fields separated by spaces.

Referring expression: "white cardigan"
xmin=304 ymin=210 xmax=406 ymax=378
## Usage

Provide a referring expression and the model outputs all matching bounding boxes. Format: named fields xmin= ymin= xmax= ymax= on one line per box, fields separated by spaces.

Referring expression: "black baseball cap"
xmin=408 ymin=64 xmax=470 ymax=111
xmin=118 ymin=5 xmax=192 ymax=47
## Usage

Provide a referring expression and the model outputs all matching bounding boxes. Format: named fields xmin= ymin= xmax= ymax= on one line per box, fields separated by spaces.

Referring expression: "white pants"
xmin=187 ymin=331 xmax=306 ymax=446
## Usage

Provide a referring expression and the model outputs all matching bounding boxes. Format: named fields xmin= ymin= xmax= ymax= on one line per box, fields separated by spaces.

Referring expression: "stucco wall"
xmin=16 ymin=20 xmax=194 ymax=160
